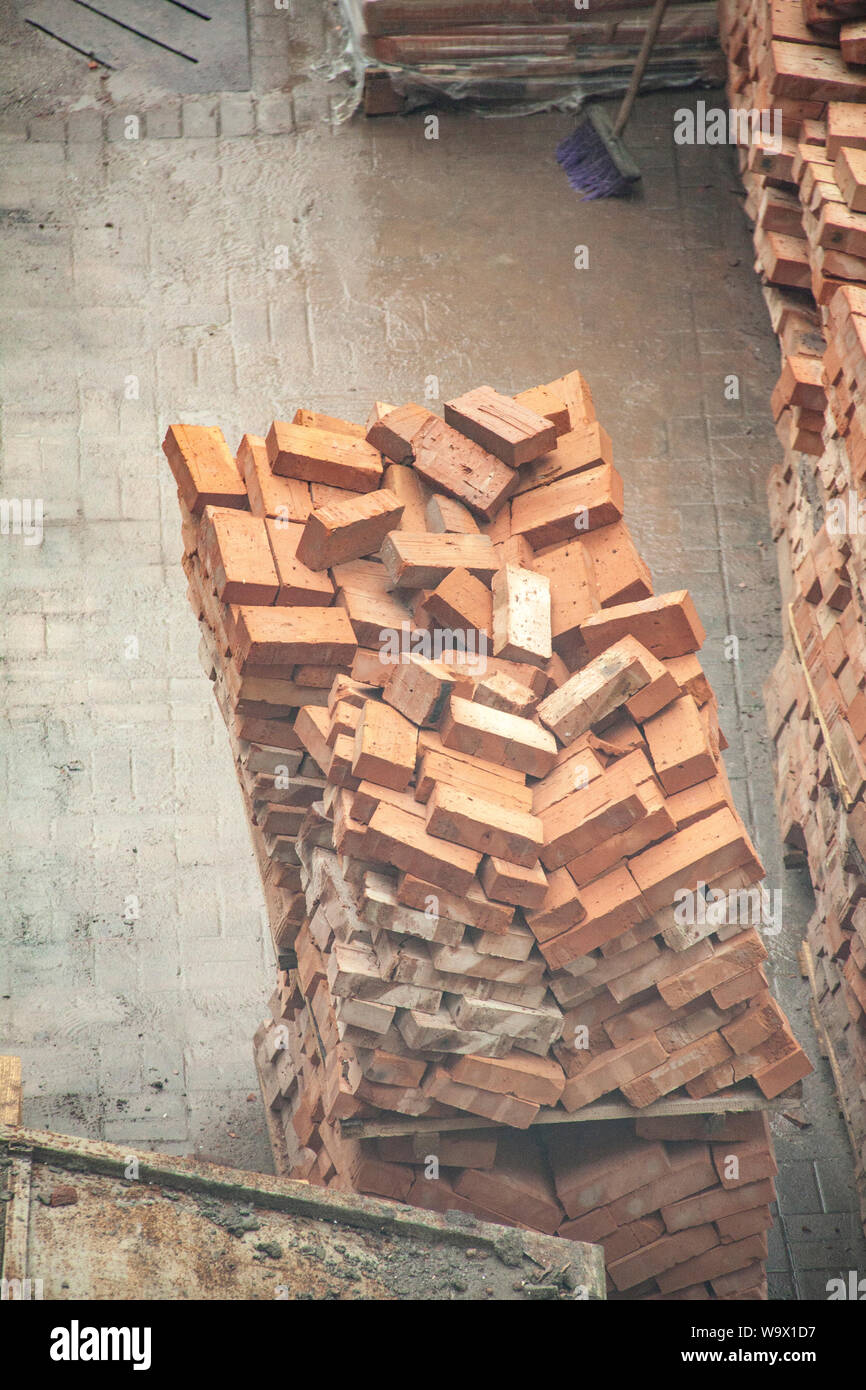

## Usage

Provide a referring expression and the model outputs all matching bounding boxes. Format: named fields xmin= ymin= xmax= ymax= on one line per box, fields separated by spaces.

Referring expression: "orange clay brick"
xmin=237 ymin=433 xmax=311 ymax=522
xmin=199 ymin=506 xmax=279 ymax=605
xmin=539 ymin=763 xmax=646 ymax=871
xmin=352 ymin=700 xmax=418 ymax=792
xmin=163 ymin=423 xmax=247 ymax=515
xmin=537 ymin=635 xmax=668 ymax=745
xmin=439 ymin=696 xmax=557 ymax=777
xmin=619 ymin=1032 xmax=733 ymax=1108
xmin=536 ymin=864 xmax=647 ymax=965
xmin=642 ymin=694 xmax=717 ymax=794
xmin=444 ymin=384 xmax=557 ymax=467
xmin=295 ymin=489 xmax=403 ymax=571
xmin=657 ymin=930 xmax=769 ymax=1010
xmin=266 ymin=420 xmax=383 ymax=492
xmin=628 ymin=808 xmax=761 ymax=915
xmin=580 ymin=590 xmax=706 ymax=660
xmin=265 ymin=520 xmax=335 ymax=607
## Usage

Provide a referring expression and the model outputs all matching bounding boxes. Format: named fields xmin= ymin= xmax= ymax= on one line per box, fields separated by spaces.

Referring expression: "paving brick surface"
xmin=1 ymin=0 xmax=864 ymax=1292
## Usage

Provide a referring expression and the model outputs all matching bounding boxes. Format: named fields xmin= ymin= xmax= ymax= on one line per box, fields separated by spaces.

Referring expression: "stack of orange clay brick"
xmin=163 ymin=368 xmax=810 ymax=1299
xmin=349 ymin=0 xmax=724 ymax=114
xmin=720 ymin=0 xmax=866 ymax=1230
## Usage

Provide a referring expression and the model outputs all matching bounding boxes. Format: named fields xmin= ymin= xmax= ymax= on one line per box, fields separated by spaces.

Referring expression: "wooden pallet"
xmin=338 ymin=1085 xmax=798 ymax=1139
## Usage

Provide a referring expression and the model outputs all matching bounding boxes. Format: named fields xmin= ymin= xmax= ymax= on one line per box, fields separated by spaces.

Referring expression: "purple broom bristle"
xmin=556 ymin=120 xmax=632 ymax=200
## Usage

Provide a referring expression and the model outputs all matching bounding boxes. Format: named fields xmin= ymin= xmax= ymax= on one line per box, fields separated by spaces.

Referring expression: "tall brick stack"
xmin=719 ymin=0 xmax=866 ymax=1232
xmin=164 ymin=367 xmax=810 ymax=1298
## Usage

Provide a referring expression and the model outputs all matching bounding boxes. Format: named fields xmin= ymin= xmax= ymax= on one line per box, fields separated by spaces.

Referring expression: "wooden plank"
xmin=2 ymin=1154 xmax=32 ymax=1286
xmin=800 ymin=940 xmax=862 ymax=1183
xmin=0 ymin=1123 xmax=605 ymax=1290
xmin=787 ymin=603 xmax=855 ymax=809
xmin=339 ymin=1086 xmax=792 ymax=1138
xmin=0 ymin=1056 xmax=22 ymax=1125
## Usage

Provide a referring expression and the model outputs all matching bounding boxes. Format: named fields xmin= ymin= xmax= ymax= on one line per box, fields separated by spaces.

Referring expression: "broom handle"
xmin=613 ymin=0 xmax=670 ymax=137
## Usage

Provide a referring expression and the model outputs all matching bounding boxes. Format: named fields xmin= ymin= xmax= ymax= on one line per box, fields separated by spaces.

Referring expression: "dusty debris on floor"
xmin=0 ymin=1122 xmax=603 ymax=1301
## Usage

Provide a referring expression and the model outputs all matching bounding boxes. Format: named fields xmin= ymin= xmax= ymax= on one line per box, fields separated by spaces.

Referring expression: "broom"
xmin=556 ymin=0 xmax=670 ymax=200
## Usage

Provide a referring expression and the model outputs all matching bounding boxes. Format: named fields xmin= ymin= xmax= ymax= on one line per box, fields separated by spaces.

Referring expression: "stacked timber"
xmin=341 ymin=0 xmax=724 ymax=114
xmin=719 ymin=0 xmax=866 ymax=1231
xmin=164 ymin=368 xmax=810 ymax=1298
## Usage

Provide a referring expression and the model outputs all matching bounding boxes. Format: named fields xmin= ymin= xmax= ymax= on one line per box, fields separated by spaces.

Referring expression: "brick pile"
xmin=164 ymin=368 xmax=810 ymax=1297
xmin=256 ymin=1019 xmax=777 ymax=1299
xmin=720 ymin=0 xmax=866 ymax=1230
xmin=346 ymin=0 xmax=724 ymax=114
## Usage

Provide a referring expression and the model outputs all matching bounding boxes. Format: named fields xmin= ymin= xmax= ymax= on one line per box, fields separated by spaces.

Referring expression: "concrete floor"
xmin=1 ymin=0 xmax=864 ymax=1298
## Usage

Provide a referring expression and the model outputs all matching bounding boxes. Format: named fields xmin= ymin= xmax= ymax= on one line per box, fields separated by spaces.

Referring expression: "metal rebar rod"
xmin=68 ymin=0 xmax=199 ymax=62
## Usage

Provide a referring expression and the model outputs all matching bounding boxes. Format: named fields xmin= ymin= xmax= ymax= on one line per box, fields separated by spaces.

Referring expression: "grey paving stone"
xmin=256 ymin=91 xmax=295 ymax=135
xmin=815 ymin=1154 xmax=863 ymax=1214
xmin=23 ymin=1095 xmax=105 ymax=1140
xmin=768 ymin=1270 xmax=797 ymax=1300
xmin=103 ymin=1114 xmax=190 ymax=1144
xmin=775 ymin=1159 xmax=824 ymax=1216
xmin=182 ymin=97 xmax=219 ymax=140
xmin=766 ymin=1214 xmax=790 ymax=1271
xmin=798 ymin=1268 xmax=854 ymax=1301
xmin=28 ymin=115 xmax=65 ymax=141
xmin=785 ymin=1238 xmax=863 ymax=1272
xmin=106 ymin=112 xmax=144 ymax=144
xmin=143 ymin=104 xmax=182 ymax=140
xmin=220 ymin=93 xmax=255 ymax=139
xmin=66 ymin=109 xmax=103 ymax=143
xmin=290 ymin=86 xmax=331 ymax=129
